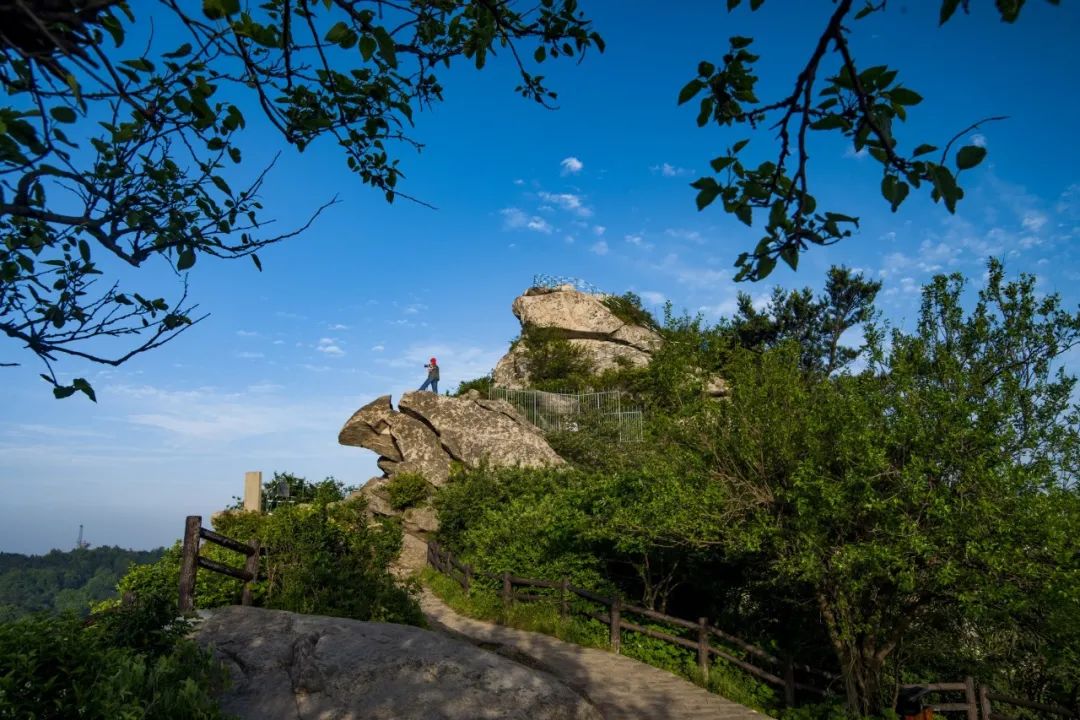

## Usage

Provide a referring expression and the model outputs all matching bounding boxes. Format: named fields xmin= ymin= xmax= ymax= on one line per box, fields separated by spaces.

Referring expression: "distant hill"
xmin=0 ymin=546 xmax=166 ymax=621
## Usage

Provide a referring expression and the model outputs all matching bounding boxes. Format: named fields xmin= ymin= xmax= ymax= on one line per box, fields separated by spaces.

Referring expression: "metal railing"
xmin=488 ymin=386 xmax=643 ymax=442
xmin=530 ymin=274 xmax=605 ymax=295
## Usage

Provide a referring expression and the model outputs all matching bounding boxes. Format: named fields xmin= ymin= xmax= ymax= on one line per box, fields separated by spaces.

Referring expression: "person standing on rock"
xmin=419 ymin=357 xmax=440 ymax=393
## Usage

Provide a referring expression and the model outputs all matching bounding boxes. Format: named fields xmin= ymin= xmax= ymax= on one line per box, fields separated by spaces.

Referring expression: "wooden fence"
xmin=427 ymin=540 xmax=1079 ymax=718
xmin=902 ymin=681 xmax=1078 ymax=720
xmin=178 ymin=515 xmax=261 ymax=614
xmin=427 ymin=539 xmax=838 ymax=705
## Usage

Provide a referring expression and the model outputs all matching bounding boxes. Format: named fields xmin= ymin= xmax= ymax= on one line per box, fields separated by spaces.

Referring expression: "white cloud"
xmin=651 ymin=162 xmax=690 ymax=177
xmin=1021 ymin=211 xmax=1048 ymax=233
xmin=513 ymin=178 xmax=525 ymax=186
xmin=236 ymin=330 xmax=259 ymax=337
xmin=593 ymin=225 xmax=606 ymax=236
xmin=317 ymin=337 xmax=345 ymax=357
xmin=640 ymin=291 xmax=666 ymax=305
xmin=844 ymin=146 xmax=869 ymax=160
xmin=590 ymin=241 xmax=609 ymax=256
xmin=625 ymin=234 xmax=643 ymax=246
xmin=371 ymin=344 xmax=385 ymax=352
xmin=327 ymin=323 xmax=349 ymax=330
xmin=560 ymin=156 xmax=584 ymax=175
xmin=538 ymin=191 xmax=592 ymax=218
xmin=500 ymin=207 xmax=553 ymax=234
xmin=235 ymin=351 xmax=264 ymax=359
xmin=970 ymin=133 xmax=987 ymax=148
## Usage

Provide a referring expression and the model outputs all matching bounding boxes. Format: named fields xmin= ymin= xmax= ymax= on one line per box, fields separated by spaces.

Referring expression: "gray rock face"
xmin=398 ymin=391 xmax=563 ymax=471
xmin=492 ymin=285 xmax=663 ymax=388
xmin=340 ymin=393 xmax=565 ymax=574
xmin=195 ymin=606 xmax=601 ymax=720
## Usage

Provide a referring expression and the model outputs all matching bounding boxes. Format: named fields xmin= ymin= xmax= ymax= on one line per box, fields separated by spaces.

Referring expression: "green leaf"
xmin=534 ymin=46 xmax=546 ymax=63
xmin=810 ymin=114 xmax=848 ymax=131
xmin=163 ymin=43 xmax=193 ymax=59
xmin=940 ymin=0 xmax=963 ymax=24
xmin=72 ymin=378 xmax=97 ymax=402
xmin=735 ymin=204 xmax=752 ymax=226
xmin=202 ymin=0 xmax=240 ymax=20
xmin=325 ymin=22 xmax=350 ymax=44
xmin=359 ymin=35 xmax=376 ymax=61
xmin=251 ymin=253 xmax=262 ymax=271
xmin=49 ymin=106 xmax=77 ymax=124
xmin=730 ymin=36 xmax=753 ymax=49
xmin=779 ymin=245 xmax=799 ymax=270
xmin=912 ymin=144 xmax=937 ymax=157
xmin=678 ymin=79 xmax=704 ymax=105
xmin=177 ymin=249 xmax=196 ymax=271
xmin=732 ymin=139 xmax=750 ymax=153
xmin=710 ymin=156 xmax=735 ymax=173
xmin=756 ymin=255 xmax=776 ymax=279
xmin=373 ymin=27 xmax=397 ymax=68
xmin=889 ymin=87 xmax=923 ymax=106
xmin=955 ymin=145 xmax=987 ymax=171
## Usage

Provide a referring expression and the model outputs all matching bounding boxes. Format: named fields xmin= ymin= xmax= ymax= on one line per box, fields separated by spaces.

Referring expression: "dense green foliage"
xmin=386 ymin=472 xmax=431 ymax=511
xmin=0 ymin=594 xmax=229 ymax=719
xmin=0 ymin=545 xmax=164 ymax=621
xmin=519 ymin=326 xmax=597 ymax=392
xmin=453 ymin=374 xmax=493 ymax=397
xmin=435 ymin=262 xmax=1080 ymax=717
xmin=602 ymin=292 xmax=660 ymax=331
xmin=258 ymin=471 xmax=354 ymax=512
xmin=124 ymin=474 xmax=422 ymax=625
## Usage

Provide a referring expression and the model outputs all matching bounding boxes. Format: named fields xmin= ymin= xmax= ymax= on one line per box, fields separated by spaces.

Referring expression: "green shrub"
xmin=602 ymin=291 xmax=659 ymax=330
xmin=118 ymin=491 xmax=424 ymax=626
xmin=519 ymin=327 xmax=596 ymax=392
xmin=386 ymin=472 xmax=431 ymax=510
xmin=454 ymin=375 xmax=493 ymax=397
xmin=0 ymin=598 xmax=229 ymax=719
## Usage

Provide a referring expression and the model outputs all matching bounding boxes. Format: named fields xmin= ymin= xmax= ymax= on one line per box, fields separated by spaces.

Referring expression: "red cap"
xmin=430 ymin=357 xmax=437 ymax=363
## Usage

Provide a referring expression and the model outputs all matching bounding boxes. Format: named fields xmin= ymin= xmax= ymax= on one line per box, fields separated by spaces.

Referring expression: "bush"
xmin=454 ymin=375 xmax=493 ymax=397
xmin=0 ymin=598 xmax=229 ymax=719
xmin=119 ymin=491 xmax=424 ymax=626
xmin=519 ymin=327 xmax=596 ymax=392
xmin=386 ymin=472 xmax=431 ymax=510
xmin=602 ymin=291 xmax=659 ymax=330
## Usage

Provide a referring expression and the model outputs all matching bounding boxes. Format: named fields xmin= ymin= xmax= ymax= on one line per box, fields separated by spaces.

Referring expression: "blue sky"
xmin=2 ymin=1 xmax=1078 ymax=553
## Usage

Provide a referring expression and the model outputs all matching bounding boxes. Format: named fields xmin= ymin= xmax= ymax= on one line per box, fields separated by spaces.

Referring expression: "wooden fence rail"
xmin=426 ymin=539 xmax=834 ymax=705
xmin=427 ymin=540 xmax=1080 ymax=718
xmin=178 ymin=515 xmax=261 ymax=614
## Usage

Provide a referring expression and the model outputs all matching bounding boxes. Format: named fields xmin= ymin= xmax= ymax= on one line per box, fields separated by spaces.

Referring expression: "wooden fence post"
xmin=178 ymin=515 xmax=201 ymax=614
xmin=464 ymin=565 xmax=473 ymax=594
xmin=559 ymin=577 xmax=569 ymax=620
xmin=964 ymin=677 xmax=978 ymax=720
xmin=978 ymin=683 xmax=991 ymax=720
xmin=783 ymin=655 xmax=796 ymax=707
xmin=697 ymin=617 xmax=710 ymax=680
xmin=241 ymin=540 xmax=260 ymax=606
xmin=502 ymin=572 xmax=512 ymax=610
xmin=610 ymin=596 xmax=621 ymax=654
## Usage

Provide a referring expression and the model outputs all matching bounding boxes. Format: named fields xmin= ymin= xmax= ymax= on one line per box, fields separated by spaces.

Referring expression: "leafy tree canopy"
xmin=682 ymin=0 xmax=1060 ymax=281
xmin=0 ymin=0 xmax=602 ymax=399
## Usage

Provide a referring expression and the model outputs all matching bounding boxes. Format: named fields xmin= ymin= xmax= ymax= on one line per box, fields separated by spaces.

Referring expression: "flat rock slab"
xmin=195 ymin=605 xmax=601 ymax=720
xmin=421 ymin=591 xmax=767 ymax=720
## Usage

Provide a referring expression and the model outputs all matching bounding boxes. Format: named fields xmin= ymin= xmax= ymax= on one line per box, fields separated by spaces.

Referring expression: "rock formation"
xmin=492 ymin=284 xmax=663 ymax=388
xmin=195 ymin=605 xmax=601 ymax=720
xmin=338 ymin=391 xmax=565 ymax=572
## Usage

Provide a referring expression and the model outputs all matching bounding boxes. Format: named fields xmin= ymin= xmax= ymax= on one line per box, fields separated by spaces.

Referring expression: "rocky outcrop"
xmin=492 ymin=284 xmax=663 ymax=388
xmin=339 ymin=392 xmax=563 ymax=489
xmin=339 ymin=392 xmax=565 ymax=573
xmin=194 ymin=606 xmax=601 ymax=720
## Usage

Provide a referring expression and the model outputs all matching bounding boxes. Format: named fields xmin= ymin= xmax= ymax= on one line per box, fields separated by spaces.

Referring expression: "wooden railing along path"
xmin=427 ymin=539 xmax=837 ymax=705
xmin=178 ymin=515 xmax=261 ymax=614
xmin=427 ymin=540 xmax=1079 ymax=719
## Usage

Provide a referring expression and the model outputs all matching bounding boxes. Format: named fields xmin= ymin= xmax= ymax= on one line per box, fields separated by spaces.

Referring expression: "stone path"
xmin=420 ymin=589 xmax=768 ymax=720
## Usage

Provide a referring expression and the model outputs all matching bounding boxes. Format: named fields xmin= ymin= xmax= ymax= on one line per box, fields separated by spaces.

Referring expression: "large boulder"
xmin=492 ymin=284 xmax=663 ymax=388
xmin=194 ymin=606 xmax=601 ymax=720
xmin=398 ymin=391 xmax=563 ymax=470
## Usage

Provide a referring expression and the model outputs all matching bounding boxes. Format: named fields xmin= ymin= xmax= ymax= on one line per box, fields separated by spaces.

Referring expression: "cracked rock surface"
xmin=493 ymin=285 xmax=663 ymax=388
xmin=195 ymin=606 xmax=601 ymax=720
